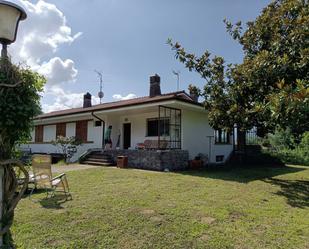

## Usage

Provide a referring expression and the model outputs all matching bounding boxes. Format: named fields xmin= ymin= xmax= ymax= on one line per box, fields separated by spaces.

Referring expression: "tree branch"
xmin=0 ymin=81 xmax=22 ymax=88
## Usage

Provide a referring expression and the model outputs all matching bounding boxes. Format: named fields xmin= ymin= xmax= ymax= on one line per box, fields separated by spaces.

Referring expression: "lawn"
xmin=13 ymin=165 xmax=309 ymax=249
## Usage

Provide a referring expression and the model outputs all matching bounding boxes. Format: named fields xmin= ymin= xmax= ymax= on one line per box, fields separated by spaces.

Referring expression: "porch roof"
xmin=35 ymin=91 xmax=203 ymax=120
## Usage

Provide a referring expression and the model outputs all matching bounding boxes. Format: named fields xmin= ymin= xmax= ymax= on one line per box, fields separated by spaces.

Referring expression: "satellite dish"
xmin=98 ymin=91 xmax=104 ymax=99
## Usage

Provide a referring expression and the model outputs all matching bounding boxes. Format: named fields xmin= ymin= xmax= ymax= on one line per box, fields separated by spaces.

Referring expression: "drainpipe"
xmin=91 ymin=111 xmax=105 ymax=149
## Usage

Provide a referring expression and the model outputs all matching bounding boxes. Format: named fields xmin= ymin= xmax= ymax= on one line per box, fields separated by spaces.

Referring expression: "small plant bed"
xmin=13 ymin=164 xmax=309 ymax=249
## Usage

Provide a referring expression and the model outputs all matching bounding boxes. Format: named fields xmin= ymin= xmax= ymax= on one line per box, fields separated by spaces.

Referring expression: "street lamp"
xmin=0 ymin=1 xmax=27 ymax=246
xmin=0 ymin=0 xmax=27 ymax=58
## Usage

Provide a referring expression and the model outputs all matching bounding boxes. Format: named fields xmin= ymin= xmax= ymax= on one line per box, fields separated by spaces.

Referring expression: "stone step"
xmin=82 ymin=160 xmax=116 ymax=166
xmin=90 ymin=151 xmax=108 ymax=155
xmin=88 ymin=154 xmax=113 ymax=160
xmin=85 ymin=157 xmax=113 ymax=163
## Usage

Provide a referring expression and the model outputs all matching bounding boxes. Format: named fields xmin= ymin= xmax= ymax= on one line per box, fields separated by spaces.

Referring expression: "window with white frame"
xmin=214 ymin=129 xmax=230 ymax=144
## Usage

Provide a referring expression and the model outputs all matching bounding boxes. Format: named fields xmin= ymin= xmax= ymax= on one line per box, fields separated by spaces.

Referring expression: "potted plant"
xmin=190 ymin=155 xmax=203 ymax=169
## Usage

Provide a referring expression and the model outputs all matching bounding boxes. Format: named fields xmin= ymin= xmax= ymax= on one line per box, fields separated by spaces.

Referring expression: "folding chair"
xmin=30 ymin=154 xmax=71 ymax=200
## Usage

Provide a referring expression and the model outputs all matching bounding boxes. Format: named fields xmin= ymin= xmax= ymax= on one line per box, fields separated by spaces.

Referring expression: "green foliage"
xmin=167 ymin=38 xmax=234 ymax=130
xmin=52 ymin=136 xmax=82 ymax=163
xmin=0 ymin=60 xmax=45 ymax=159
xmin=267 ymin=80 xmax=309 ymax=135
xmin=168 ymin=0 xmax=309 ymax=135
xmin=299 ymin=131 xmax=309 ymax=148
xmin=263 ymin=130 xmax=309 ymax=165
xmin=267 ymin=147 xmax=309 ymax=166
xmin=266 ymin=127 xmax=296 ymax=150
xmin=188 ymin=84 xmax=201 ymax=95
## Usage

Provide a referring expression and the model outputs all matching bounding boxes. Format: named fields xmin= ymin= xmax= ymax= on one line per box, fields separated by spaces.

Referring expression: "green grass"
xmin=13 ymin=165 xmax=309 ymax=249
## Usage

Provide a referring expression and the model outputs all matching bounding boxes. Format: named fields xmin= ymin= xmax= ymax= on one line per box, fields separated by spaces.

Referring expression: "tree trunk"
xmin=234 ymin=128 xmax=246 ymax=164
xmin=236 ymin=129 xmax=246 ymax=153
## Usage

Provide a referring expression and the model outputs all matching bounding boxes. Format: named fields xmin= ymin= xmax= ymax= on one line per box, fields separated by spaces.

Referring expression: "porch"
xmin=94 ymin=105 xmax=182 ymax=151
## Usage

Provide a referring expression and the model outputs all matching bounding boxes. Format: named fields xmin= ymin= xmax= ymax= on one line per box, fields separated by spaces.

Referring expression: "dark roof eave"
xmin=34 ymin=96 xmax=204 ymax=121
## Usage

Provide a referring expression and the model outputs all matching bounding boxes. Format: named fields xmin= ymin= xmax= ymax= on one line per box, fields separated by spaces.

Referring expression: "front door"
xmin=123 ymin=123 xmax=131 ymax=149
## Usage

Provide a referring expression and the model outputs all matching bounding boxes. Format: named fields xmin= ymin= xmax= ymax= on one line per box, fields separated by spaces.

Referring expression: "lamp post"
xmin=0 ymin=0 xmax=27 ymax=59
xmin=0 ymin=1 xmax=26 ymax=246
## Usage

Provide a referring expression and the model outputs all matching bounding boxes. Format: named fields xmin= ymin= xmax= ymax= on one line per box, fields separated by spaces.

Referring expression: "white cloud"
xmin=42 ymin=87 xmax=100 ymax=113
xmin=38 ymin=57 xmax=77 ymax=85
xmin=8 ymin=0 xmax=86 ymax=112
xmin=112 ymin=93 xmax=137 ymax=101
xmin=12 ymin=0 xmax=81 ymax=64
xmin=43 ymin=89 xmax=138 ymax=113
xmin=10 ymin=0 xmax=81 ymax=86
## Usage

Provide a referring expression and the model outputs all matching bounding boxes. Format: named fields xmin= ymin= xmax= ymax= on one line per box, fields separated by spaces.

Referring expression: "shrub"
xmin=52 ymin=136 xmax=82 ymax=163
xmin=267 ymin=128 xmax=296 ymax=150
xmin=299 ymin=132 xmax=309 ymax=149
xmin=263 ymin=130 xmax=309 ymax=166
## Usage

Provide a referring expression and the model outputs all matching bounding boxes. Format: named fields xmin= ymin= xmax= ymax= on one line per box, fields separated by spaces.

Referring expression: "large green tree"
xmin=0 ymin=59 xmax=45 ymax=246
xmin=169 ymin=0 xmax=309 ymax=136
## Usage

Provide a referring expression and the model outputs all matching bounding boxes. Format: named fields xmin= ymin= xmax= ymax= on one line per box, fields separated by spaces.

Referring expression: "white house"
xmin=22 ymin=75 xmax=233 ymax=168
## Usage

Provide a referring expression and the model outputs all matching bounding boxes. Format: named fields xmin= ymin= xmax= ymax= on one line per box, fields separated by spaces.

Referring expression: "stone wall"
xmin=104 ymin=150 xmax=189 ymax=171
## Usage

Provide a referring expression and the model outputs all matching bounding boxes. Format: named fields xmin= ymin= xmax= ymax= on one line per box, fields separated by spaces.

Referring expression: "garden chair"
xmin=29 ymin=154 xmax=71 ymax=200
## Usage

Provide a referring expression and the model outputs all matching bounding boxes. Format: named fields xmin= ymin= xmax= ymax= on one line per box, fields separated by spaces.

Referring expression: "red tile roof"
xmin=35 ymin=91 xmax=202 ymax=120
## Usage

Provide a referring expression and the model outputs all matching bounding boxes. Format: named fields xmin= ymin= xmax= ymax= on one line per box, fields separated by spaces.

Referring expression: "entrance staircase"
xmin=80 ymin=150 xmax=116 ymax=166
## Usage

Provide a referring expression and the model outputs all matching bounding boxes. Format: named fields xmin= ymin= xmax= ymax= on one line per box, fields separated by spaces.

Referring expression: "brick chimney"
xmin=189 ymin=91 xmax=199 ymax=102
xmin=149 ymin=74 xmax=161 ymax=97
xmin=83 ymin=92 xmax=92 ymax=108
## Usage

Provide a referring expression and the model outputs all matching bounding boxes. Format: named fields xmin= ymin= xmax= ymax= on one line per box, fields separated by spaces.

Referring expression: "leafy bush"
xmin=52 ymin=136 xmax=82 ymax=163
xmin=266 ymin=128 xmax=296 ymax=150
xmin=0 ymin=61 xmax=45 ymax=158
xmin=262 ymin=130 xmax=309 ymax=166
xmin=299 ymin=132 xmax=309 ymax=149
xmin=269 ymin=148 xmax=309 ymax=166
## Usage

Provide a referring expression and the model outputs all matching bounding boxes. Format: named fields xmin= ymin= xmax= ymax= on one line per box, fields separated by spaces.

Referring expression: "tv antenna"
xmin=172 ymin=70 xmax=181 ymax=91
xmin=95 ymin=70 xmax=104 ymax=104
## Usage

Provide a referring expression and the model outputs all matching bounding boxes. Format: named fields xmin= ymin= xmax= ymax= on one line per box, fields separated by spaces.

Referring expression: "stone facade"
xmin=104 ymin=150 xmax=189 ymax=171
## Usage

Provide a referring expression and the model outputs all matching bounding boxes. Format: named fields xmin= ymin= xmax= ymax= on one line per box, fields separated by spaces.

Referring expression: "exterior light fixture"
xmin=0 ymin=0 xmax=27 ymax=58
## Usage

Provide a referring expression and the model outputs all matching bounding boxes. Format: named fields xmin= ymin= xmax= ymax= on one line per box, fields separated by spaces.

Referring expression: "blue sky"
xmin=13 ymin=0 xmax=270 ymax=112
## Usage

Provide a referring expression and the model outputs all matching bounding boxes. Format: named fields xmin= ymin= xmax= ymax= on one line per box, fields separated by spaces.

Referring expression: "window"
xmin=215 ymin=129 xmax=230 ymax=144
xmin=56 ymin=123 xmax=66 ymax=138
xmin=35 ymin=125 xmax=43 ymax=143
xmin=216 ymin=155 xmax=224 ymax=162
xmin=75 ymin=120 xmax=88 ymax=142
xmin=147 ymin=118 xmax=170 ymax=137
